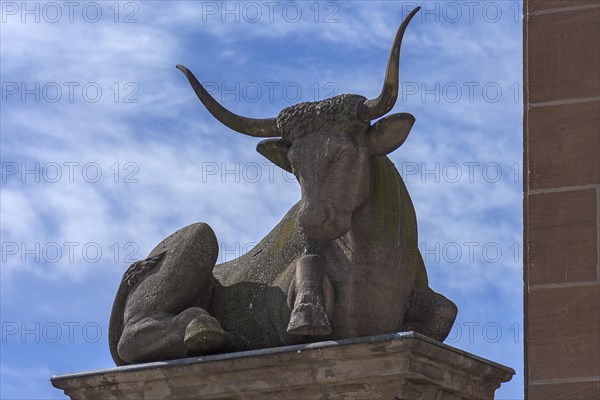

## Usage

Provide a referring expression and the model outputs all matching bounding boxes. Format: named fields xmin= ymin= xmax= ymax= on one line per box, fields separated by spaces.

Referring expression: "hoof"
xmin=287 ymin=303 xmax=331 ymax=336
xmin=184 ymin=318 xmax=229 ymax=354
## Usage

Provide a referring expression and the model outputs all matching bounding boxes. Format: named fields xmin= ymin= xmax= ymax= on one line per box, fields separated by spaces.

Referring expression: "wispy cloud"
xmin=1 ymin=1 xmax=523 ymax=398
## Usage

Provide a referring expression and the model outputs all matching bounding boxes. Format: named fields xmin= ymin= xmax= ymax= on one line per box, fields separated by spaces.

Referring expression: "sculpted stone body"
xmin=109 ymin=7 xmax=458 ymax=366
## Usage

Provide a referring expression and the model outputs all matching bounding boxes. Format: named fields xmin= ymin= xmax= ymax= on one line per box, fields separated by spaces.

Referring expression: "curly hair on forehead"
xmin=276 ymin=94 xmax=371 ymax=143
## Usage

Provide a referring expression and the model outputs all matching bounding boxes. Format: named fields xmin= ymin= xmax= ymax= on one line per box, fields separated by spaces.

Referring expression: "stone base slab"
xmin=51 ymin=332 xmax=514 ymax=399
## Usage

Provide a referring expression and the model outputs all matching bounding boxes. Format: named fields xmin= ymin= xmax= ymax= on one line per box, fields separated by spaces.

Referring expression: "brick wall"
xmin=524 ymin=1 xmax=600 ymax=399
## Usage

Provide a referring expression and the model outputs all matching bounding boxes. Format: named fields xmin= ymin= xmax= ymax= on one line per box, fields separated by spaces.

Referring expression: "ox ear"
xmin=366 ymin=112 xmax=415 ymax=155
xmin=257 ymin=139 xmax=293 ymax=173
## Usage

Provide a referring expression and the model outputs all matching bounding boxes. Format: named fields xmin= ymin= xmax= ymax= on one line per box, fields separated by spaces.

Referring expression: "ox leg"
xmin=401 ymin=286 xmax=458 ymax=342
xmin=117 ymin=223 xmax=229 ymax=364
xmin=287 ymin=254 xmax=333 ymax=336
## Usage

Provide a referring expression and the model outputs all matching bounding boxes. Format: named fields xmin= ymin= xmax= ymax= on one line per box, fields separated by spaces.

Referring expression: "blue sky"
xmin=1 ymin=1 xmax=523 ymax=398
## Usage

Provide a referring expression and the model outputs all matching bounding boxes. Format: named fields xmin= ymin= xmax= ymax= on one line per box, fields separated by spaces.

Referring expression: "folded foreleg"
xmin=286 ymin=254 xmax=334 ymax=336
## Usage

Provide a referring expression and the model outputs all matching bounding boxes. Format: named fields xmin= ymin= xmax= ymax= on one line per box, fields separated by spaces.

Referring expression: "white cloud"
xmin=1 ymin=2 xmax=523 ymax=398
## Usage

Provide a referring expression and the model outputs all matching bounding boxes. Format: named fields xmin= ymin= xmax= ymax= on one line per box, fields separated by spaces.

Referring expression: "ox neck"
xmin=336 ymin=156 xmax=402 ymax=253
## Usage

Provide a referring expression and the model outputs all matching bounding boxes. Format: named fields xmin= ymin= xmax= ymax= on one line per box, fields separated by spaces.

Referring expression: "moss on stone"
xmin=369 ymin=156 xmax=429 ymax=288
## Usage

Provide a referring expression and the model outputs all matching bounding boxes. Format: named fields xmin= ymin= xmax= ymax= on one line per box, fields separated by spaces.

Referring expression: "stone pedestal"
xmin=51 ymin=332 xmax=514 ymax=399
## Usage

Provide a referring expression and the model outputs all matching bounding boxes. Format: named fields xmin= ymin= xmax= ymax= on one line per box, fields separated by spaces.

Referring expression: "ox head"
xmin=177 ymin=8 xmax=420 ymax=241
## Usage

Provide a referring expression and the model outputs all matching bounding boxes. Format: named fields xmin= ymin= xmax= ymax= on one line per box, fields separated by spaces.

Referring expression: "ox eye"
xmin=336 ymin=151 xmax=354 ymax=164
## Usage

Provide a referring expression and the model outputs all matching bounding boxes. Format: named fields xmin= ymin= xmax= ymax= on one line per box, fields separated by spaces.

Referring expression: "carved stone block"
xmin=52 ymin=332 xmax=514 ymax=400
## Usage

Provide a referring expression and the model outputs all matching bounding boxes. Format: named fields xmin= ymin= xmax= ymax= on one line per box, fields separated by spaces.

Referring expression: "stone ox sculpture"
xmin=109 ymin=7 xmax=457 ymax=366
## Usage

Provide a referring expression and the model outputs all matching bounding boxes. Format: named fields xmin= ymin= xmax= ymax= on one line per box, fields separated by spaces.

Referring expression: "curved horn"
xmin=356 ymin=7 xmax=420 ymax=122
xmin=176 ymin=64 xmax=280 ymax=138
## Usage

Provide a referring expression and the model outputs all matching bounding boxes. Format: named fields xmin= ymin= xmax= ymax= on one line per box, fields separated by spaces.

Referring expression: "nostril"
xmin=320 ymin=207 xmax=331 ymax=225
xmin=298 ymin=204 xmax=331 ymax=229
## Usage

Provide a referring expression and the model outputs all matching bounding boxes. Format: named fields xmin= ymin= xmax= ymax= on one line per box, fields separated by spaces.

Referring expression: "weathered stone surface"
xmin=110 ymin=223 xmax=220 ymax=365
xmin=52 ymin=332 xmax=514 ymax=400
xmin=527 ymin=189 xmax=598 ymax=285
xmin=109 ymin=6 xmax=458 ymax=366
xmin=528 ymin=380 xmax=600 ymax=400
xmin=527 ymin=285 xmax=600 ymax=381
xmin=527 ymin=102 xmax=600 ymax=189
xmin=526 ymin=8 xmax=600 ymax=103
xmin=524 ymin=2 xmax=600 ymax=397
